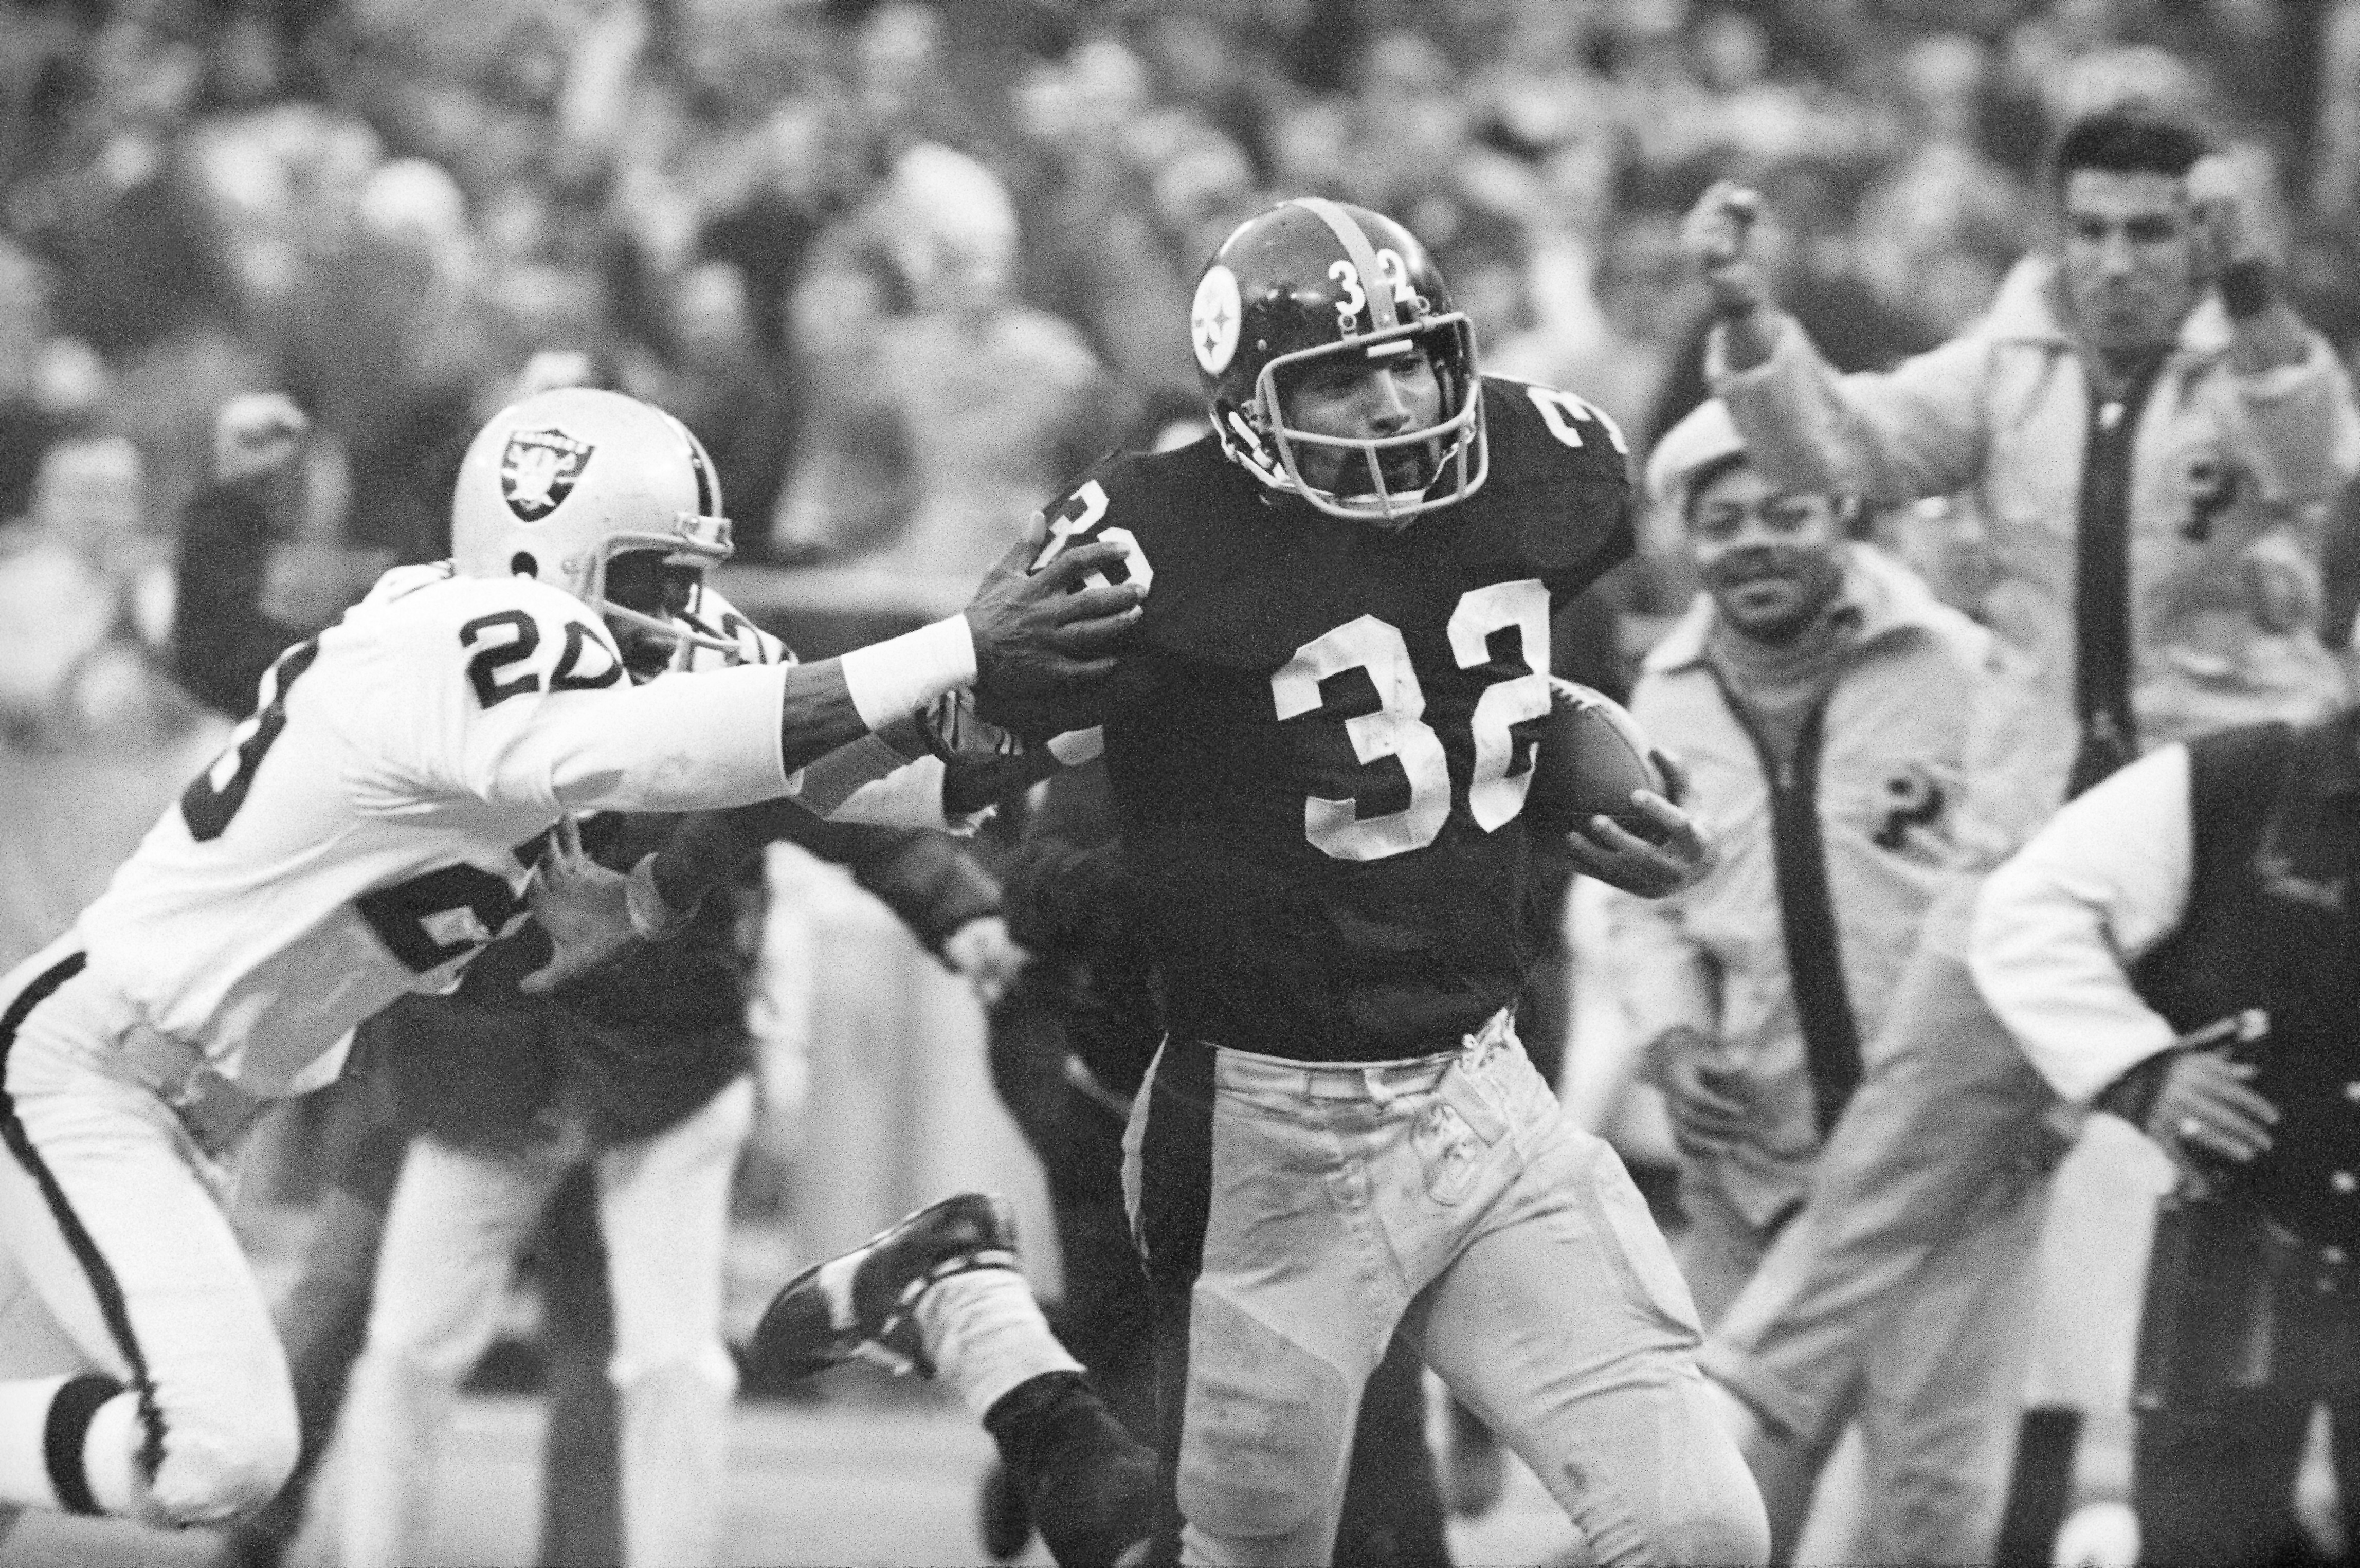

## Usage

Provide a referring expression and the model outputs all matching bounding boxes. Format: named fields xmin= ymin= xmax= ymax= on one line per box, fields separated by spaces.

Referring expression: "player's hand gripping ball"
xmin=1528 ymin=678 xmax=1712 ymax=898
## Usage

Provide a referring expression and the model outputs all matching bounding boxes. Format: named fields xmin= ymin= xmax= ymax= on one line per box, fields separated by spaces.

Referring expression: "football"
xmin=1524 ymin=678 xmax=1672 ymax=839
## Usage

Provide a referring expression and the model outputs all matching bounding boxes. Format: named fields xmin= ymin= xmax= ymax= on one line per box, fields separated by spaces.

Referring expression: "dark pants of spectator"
xmin=987 ymin=994 xmax=1451 ymax=1566
xmin=225 ymin=1075 xmax=621 ymax=1568
xmin=2135 ymin=1391 xmax=2359 ymax=1567
xmin=2133 ymin=1196 xmax=2360 ymax=1568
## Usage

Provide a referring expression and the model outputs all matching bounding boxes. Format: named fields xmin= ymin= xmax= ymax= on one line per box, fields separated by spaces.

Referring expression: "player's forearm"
xmin=172 ymin=478 xmax=305 ymax=718
xmin=775 ymin=615 xmax=977 ymax=775
xmin=643 ymin=797 xmax=814 ymax=915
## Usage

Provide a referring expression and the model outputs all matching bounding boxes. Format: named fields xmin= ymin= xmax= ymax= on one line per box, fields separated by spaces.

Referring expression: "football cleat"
xmin=746 ymin=1193 xmax=1021 ymax=1381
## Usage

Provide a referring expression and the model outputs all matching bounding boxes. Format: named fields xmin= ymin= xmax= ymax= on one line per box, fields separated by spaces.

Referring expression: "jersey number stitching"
xmin=461 ymin=611 xmax=619 ymax=703
xmin=460 ymin=611 xmax=541 ymax=707
xmin=181 ymin=639 xmax=321 ymax=843
xmin=550 ymin=621 xmax=624 ymax=690
xmin=1271 ymin=579 xmax=1551 ymax=862
xmin=1523 ymin=385 xmax=1629 ymax=455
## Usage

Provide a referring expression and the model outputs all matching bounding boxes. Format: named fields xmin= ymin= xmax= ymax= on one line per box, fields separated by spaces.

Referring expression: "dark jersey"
xmin=1039 ymin=376 xmax=1634 ymax=1062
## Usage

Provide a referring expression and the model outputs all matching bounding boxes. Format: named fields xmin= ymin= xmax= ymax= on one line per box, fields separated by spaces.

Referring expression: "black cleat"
xmin=747 ymin=1193 xmax=1021 ymax=1381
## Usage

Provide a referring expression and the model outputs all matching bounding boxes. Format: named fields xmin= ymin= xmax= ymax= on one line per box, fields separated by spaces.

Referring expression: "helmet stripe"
xmin=657 ymin=409 xmax=719 ymax=517
xmin=1289 ymin=197 xmax=1399 ymax=332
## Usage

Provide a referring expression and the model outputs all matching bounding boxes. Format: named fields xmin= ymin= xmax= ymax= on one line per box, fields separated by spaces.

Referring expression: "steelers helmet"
xmin=1190 ymin=197 xmax=1485 ymax=525
xmin=450 ymin=387 xmax=738 ymax=666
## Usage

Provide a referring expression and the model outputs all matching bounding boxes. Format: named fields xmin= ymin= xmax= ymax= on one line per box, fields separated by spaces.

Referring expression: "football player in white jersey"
xmin=0 ymin=385 xmax=1141 ymax=1534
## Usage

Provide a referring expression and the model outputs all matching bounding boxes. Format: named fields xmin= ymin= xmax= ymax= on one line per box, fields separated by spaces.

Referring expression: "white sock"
xmin=77 ymin=1392 xmax=144 ymax=1515
xmin=0 ymin=1376 xmax=142 ymax=1515
xmin=914 ymin=1269 xmax=1082 ymax=1417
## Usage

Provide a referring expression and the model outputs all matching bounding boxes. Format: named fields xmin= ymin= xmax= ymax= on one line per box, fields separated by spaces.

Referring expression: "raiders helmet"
xmin=1190 ymin=198 xmax=1485 ymax=524
xmin=450 ymin=387 xmax=738 ymax=667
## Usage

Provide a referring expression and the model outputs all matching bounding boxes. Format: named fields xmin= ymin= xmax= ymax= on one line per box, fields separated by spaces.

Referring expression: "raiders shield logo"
xmin=500 ymin=428 xmax=595 ymax=521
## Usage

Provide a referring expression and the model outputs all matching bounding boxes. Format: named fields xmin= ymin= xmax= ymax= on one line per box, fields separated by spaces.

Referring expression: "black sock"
xmin=984 ymin=1370 xmax=1157 ymax=1568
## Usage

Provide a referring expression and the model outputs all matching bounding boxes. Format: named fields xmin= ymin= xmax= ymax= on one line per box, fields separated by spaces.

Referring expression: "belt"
xmin=1210 ymin=1007 xmax=1519 ymax=1102
xmin=116 ymin=1024 xmax=271 ymax=1158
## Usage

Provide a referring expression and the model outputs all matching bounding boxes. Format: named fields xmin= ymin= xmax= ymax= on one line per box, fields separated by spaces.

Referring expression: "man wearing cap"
xmin=1681 ymin=102 xmax=2360 ymax=1561
xmin=1612 ymin=400 xmax=2005 ymax=1559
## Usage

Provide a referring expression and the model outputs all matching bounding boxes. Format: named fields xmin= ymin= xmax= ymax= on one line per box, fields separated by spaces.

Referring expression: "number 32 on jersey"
xmin=1272 ymin=579 xmax=1551 ymax=862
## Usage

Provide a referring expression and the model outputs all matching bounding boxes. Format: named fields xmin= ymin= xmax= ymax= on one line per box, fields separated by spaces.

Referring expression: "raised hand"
xmin=1680 ymin=180 xmax=1773 ymax=318
xmin=2188 ymin=147 xmax=2288 ymax=281
xmin=214 ymin=393 xmax=310 ymax=486
xmin=213 ymin=392 xmax=311 ymax=536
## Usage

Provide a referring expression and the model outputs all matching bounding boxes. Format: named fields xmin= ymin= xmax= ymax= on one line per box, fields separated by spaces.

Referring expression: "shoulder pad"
xmin=1484 ymin=375 xmax=1633 ymax=483
xmin=1023 ymin=451 xmax=1157 ymax=594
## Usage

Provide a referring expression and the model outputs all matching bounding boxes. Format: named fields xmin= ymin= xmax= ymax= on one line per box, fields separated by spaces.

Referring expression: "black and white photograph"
xmin=0 ymin=1 xmax=2357 ymax=1564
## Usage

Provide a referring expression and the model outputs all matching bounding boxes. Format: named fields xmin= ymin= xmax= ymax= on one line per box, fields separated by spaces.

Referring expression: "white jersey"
xmin=74 ymin=566 xmax=792 ymax=1093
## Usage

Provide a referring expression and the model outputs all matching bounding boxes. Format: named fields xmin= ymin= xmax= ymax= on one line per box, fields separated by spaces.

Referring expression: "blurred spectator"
xmin=770 ymin=142 xmax=1114 ymax=582
xmin=626 ymin=259 xmax=795 ymax=537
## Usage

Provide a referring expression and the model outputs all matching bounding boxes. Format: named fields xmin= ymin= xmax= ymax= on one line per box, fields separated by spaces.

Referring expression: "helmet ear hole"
xmin=509 ymin=551 xmax=537 ymax=578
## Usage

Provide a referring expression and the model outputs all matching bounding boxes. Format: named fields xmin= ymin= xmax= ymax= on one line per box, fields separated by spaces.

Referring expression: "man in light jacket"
xmin=1613 ymin=399 xmax=2004 ymax=1560
xmin=1680 ymin=101 xmax=2360 ymax=1562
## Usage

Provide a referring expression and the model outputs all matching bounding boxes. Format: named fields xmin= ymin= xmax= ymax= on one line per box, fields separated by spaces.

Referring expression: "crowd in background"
xmin=2 ymin=0 xmax=2358 ymax=707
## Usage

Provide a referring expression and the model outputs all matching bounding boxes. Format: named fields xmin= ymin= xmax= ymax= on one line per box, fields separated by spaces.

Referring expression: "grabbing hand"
xmin=2144 ymin=1047 xmax=2279 ymax=1173
xmin=1681 ymin=181 xmax=1773 ymax=317
xmin=965 ymin=533 xmax=1146 ymax=710
xmin=521 ymin=815 xmax=642 ymax=995
xmin=942 ymin=915 xmax=1031 ymax=1009
xmin=1657 ymin=1026 xmax=1752 ymax=1158
xmin=1563 ymin=790 xmax=1716 ymax=899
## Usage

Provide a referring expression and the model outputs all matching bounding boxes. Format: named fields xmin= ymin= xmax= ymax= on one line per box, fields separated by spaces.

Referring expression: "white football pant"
xmin=339 ymin=1072 xmax=753 ymax=1568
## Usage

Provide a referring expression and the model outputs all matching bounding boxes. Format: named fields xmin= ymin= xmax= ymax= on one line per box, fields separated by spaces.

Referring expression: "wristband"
xmin=838 ymin=615 xmax=978 ymax=733
xmin=2218 ymin=259 xmax=2276 ymax=321
xmin=624 ymin=852 xmax=696 ymax=941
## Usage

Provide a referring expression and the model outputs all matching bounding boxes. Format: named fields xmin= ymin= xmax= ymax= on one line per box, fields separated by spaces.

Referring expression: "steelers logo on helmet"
xmin=500 ymin=428 xmax=595 ymax=521
xmin=1191 ymin=265 xmax=1242 ymax=376
xmin=1191 ymin=197 xmax=1487 ymax=527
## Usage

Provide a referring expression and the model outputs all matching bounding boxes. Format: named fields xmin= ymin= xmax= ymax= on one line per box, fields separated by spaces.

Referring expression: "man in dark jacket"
xmin=1972 ymin=706 xmax=2360 ymax=1567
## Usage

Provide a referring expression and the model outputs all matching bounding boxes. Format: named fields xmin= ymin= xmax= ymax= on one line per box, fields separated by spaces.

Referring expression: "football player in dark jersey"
xmin=710 ymin=199 xmax=1770 ymax=1568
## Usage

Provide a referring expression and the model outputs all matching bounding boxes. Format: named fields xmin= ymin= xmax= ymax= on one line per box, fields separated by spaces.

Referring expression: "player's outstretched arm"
xmin=768 ymin=535 xmax=1141 ymax=779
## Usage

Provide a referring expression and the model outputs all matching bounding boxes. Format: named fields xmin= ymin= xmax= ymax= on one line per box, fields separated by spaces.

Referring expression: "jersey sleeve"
xmin=1484 ymin=376 xmax=1638 ymax=594
xmin=362 ymin=581 xmax=792 ymax=819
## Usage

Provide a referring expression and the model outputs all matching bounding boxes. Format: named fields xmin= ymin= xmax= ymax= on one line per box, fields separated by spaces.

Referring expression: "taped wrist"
xmin=625 ymin=852 xmax=696 ymax=941
xmin=839 ymin=616 xmax=978 ymax=733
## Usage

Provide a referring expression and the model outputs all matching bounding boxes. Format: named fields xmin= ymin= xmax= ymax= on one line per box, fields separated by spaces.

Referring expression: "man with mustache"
xmin=1681 ymin=101 xmax=2360 ymax=1561
xmin=1610 ymin=397 xmax=2001 ymax=1560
